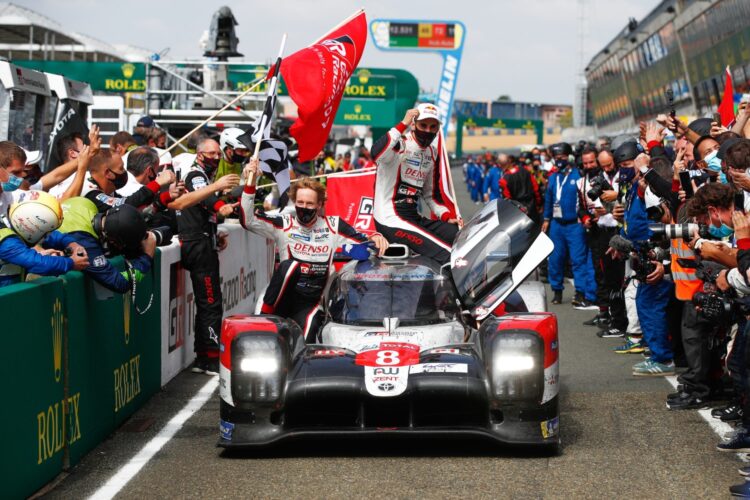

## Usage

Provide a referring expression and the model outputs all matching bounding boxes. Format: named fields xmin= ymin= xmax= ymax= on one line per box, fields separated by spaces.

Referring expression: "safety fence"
xmin=0 ymin=223 xmax=272 ymax=498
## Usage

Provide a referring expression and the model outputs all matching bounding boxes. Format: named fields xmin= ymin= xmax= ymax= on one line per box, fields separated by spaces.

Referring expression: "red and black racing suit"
xmin=370 ymin=122 xmax=458 ymax=264
xmin=498 ymin=164 xmax=542 ymax=223
xmin=240 ymin=183 xmax=374 ymax=341
xmin=176 ymin=162 xmax=229 ymax=362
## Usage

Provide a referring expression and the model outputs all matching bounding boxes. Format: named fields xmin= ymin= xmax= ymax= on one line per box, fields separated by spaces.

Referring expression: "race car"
xmin=218 ymin=199 xmax=559 ymax=450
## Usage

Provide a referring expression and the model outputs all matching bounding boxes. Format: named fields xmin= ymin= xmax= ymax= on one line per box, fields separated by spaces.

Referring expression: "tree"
xmin=496 ymin=95 xmax=512 ymax=102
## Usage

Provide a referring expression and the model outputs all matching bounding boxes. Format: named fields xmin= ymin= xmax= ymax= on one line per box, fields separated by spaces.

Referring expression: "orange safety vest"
xmin=670 ymin=238 xmax=702 ymax=301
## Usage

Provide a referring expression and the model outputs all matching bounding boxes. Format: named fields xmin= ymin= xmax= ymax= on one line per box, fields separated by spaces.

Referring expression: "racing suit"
xmin=0 ymin=222 xmax=76 ymax=287
xmin=84 ymin=177 xmax=169 ymax=213
xmin=177 ymin=162 xmax=229 ymax=362
xmin=371 ymin=122 xmax=458 ymax=265
xmin=500 ymin=164 xmax=542 ymax=222
xmin=240 ymin=183 xmax=373 ymax=341
xmin=482 ymin=165 xmax=502 ymax=201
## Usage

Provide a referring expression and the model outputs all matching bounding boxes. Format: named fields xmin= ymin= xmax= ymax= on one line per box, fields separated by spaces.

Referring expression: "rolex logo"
xmin=354 ymin=104 xmax=362 ymax=113
xmin=121 ymin=63 xmax=135 ymax=79
xmin=357 ymin=69 xmax=371 ymax=84
xmin=123 ymin=293 xmax=131 ymax=345
xmin=51 ymin=299 xmax=63 ymax=383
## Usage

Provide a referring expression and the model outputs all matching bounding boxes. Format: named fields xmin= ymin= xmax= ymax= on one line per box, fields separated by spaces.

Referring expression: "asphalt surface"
xmin=44 ymin=169 xmax=745 ymax=499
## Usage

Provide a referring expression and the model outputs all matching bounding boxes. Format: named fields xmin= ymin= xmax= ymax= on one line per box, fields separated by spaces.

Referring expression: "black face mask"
xmin=112 ymin=170 xmax=128 ymax=190
xmin=201 ymin=156 xmax=220 ymax=174
xmin=414 ymin=129 xmax=437 ymax=148
xmin=295 ymin=206 xmax=317 ymax=225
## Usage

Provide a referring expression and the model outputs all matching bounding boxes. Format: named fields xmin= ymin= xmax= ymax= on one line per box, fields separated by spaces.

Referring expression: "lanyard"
xmin=555 ymin=170 xmax=571 ymax=204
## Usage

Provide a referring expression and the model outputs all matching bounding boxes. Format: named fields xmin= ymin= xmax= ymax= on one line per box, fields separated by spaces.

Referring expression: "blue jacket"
xmin=56 ymin=231 xmax=153 ymax=294
xmin=483 ymin=166 xmax=502 ymax=200
xmin=544 ymin=168 xmax=582 ymax=222
xmin=622 ymin=186 xmax=652 ymax=244
xmin=467 ymin=163 xmax=481 ymax=190
xmin=0 ymin=230 xmax=76 ymax=287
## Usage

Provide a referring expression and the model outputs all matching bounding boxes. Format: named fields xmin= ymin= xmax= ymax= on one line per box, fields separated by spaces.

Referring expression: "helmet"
xmin=613 ymin=141 xmax=640 ymax=165
xmin=7 ymin=190 xmax=63 ymax=245
xmin=416 ymin=103 xmax=442 ymax=125
xmin=96 ymin=204 xmax=147 ymax=255
xmin=550 ymin=143 xmax=573 ymax=157
xmin=219 ymin=127 xmax=248 ymax=152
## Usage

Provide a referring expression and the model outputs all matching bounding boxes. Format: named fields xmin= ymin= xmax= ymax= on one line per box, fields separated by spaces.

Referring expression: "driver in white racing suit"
xmin=371 ymin=103 xmax=461 ymax=265
xmin=240 ymin=158 xmax=389 ymax=341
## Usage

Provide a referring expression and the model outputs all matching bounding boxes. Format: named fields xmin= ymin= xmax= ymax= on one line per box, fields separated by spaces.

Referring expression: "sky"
xmin=20 ymin=0 xmax=657 ymax=105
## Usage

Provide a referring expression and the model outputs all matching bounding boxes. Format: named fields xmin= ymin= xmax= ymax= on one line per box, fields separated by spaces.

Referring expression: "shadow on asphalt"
xmin=218 ymin=435 xmax=561 ymax=460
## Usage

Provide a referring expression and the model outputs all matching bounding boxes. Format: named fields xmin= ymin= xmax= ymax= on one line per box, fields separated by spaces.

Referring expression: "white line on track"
xmin=88 ymin=375 xmax=219 ymax=500
xmin=665 ymin=375 xmax=749 ymax=462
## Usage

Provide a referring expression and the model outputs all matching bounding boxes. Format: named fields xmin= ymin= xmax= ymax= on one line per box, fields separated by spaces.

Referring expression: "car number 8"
xmin=376 ymin=350 xmax=400 ymax=366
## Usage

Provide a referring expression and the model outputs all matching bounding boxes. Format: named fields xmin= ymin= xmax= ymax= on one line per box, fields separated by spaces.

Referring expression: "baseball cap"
xmin=416 ymin=103 xmax=442 ymax=125
xmin=136 ymin=116 xmax=155 ymax=128
xmin=22 ymin=148 xmax=42 ymax=166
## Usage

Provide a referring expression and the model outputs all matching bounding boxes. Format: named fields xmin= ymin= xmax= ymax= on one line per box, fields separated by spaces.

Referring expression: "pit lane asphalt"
xmin=44 ymin=169 xmax=743 ymax=499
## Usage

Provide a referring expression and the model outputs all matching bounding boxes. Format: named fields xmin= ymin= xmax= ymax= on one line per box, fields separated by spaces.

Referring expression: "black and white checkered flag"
xmin=238 ymin=124 xmax=291 ymax=207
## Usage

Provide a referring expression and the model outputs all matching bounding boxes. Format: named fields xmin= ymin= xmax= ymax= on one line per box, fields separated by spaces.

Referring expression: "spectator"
xmin=109 ymin=131 xmax=137 ymax=157
xmin=132 ymin=116 xmax=154 ymax=146
xmin=147 ymin=127 xmax=167 ymax=149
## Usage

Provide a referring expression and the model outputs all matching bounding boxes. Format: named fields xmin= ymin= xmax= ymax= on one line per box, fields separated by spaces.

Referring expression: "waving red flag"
xmin=719 ymin=66 xmax=735 ymax=127
xmin=281 ymin=10 xmax=367 ymax=162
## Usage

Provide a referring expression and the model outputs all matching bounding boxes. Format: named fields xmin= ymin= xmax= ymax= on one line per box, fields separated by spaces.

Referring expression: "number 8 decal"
xmin=376 ymin=350 xmax=400 ymax=366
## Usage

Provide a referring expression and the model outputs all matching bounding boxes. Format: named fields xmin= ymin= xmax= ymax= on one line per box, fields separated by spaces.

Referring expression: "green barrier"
xmin=1 ymin=257 xmax=162 ymax=499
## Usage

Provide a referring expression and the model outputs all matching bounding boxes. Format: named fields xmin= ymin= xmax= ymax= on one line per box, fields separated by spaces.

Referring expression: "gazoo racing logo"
xmin=319 ymin=35 xmax=357 ymax=129
xmin=355 ymin=196 xmax=374 ymax=231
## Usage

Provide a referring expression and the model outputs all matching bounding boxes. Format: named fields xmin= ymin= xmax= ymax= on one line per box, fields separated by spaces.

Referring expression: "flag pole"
xmin=440 ymin=129 xmax=462 ymax=221
xmin=161 ymin=75 xmax=266 ymax=158
xmin=257 ymin=166 xmax=376 ymax=189
xmin=312 ymin=8 xmax=364 ymax=44
xmin=248 ymin=33 xmax=287 ymax=186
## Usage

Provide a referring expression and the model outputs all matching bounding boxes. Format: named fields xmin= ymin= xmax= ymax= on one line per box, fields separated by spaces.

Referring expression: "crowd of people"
xmin=463 ymin=105 xmax=750 ymax=496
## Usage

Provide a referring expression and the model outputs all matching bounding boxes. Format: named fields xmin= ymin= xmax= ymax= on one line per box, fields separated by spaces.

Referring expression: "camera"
xmin=587 ymin=175 xmax=614 ymax=202
xmin=631 ymin=241 xmax=668 ymax=282
xmin=149 ymin=226 xmax=174 ymax=246
xmin=648 ymin=223 xmax=711 ymax=240
xmin=693 ymin=291 xmax=732 ymax=321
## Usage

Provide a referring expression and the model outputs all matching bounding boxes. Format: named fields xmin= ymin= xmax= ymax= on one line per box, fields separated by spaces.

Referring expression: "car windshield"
xmin=329 ymin=265 xmax=459 ymax=326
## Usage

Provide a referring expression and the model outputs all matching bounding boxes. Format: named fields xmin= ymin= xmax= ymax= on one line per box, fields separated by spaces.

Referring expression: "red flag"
xmin=719 ymin=66 xmax=735 ymax=127
xmin=325 ymin=169 xmax=377 ymax=235
xmin=430 ymin=130 xmax=459 ymax=221
xmin=281 ymin=10 xmax=367 ymax=162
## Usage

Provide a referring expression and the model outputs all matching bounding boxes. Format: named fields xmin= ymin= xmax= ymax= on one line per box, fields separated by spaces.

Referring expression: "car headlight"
xmin=490 ymin=333 xmax=543 ymax=401
xmin=232 ymin=335 xmax=287 ymax=403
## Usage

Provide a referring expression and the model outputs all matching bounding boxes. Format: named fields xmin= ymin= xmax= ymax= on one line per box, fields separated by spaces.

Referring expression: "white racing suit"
xmin=371 ymin=123 xmax=458 ymax=264
xmin=240 ymin=184 xmax=373 ymax=341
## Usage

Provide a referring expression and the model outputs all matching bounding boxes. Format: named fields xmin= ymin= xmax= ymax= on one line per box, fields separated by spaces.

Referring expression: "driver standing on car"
xmin=240 ymin=158 xmax=389 ymax=342
xmin=370 ymin=103 xmax=461 ymax=265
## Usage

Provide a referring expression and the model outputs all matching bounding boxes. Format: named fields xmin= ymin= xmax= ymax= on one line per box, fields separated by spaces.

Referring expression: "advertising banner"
xmin=159 ymin=223 xmax=273 ymax=385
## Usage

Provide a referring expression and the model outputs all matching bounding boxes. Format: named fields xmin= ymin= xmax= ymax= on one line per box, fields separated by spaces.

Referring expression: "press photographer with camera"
xmin=608 ymin=142 xmax=675 ymax=376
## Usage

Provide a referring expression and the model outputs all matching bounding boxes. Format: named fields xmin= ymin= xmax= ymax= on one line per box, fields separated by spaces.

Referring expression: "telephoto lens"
xmin=649 ymin=223 xmax=699 ymax=239
xmin=149 ymin=226 xmax=174 ymax=246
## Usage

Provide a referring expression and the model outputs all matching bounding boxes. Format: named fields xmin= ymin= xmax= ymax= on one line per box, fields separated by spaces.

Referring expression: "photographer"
xmin=57 ymin=197 xmax=161 ymax=294
xmin=610 ymin=143 xmax=675 ymax=376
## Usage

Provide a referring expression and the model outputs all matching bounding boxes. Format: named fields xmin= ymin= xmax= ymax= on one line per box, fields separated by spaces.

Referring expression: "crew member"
xmin=370 ymin=104 xmax=460 ymax=264
xmin=498 ymin=153 xmax=542 ymax=222
xmin=215 ymin=127 xmax=251 ymax=180
xmin=177 ymin=138 xmax=238 ymax=375
xmin=241 ymin=158 xmax=388 ymax=341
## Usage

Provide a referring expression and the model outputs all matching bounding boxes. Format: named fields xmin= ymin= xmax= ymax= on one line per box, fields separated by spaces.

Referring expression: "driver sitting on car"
xmin=240 ymin=157 xmax=389 ymax=341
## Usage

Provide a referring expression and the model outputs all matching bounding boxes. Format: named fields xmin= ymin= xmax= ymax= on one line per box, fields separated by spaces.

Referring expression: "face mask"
xmin=1 ymin=173 xmax=23 ymax=192
xmin=554 ymin=158 xmax=568 ymax=169
xmin=619 ymin=167 xmax=636 ymax=185
xmin=201 ymin=155 xmax=220 ymax=174
xmin=229 ymin=152 xmax=249 ymax=165
xmin=295 ymin=206 xmax=317 ymax=225
xmin=112 ymin=170 xmax=128 ymax=190
xmin=540 ymin=154 xmax=547 ymax=162
xmin=708 ymin=210 xmax=734 ymax=239
xmin=413 ymin=129 xmax=437 ymax=148
xmin=704 ymin=151 xmax=727 ymax=183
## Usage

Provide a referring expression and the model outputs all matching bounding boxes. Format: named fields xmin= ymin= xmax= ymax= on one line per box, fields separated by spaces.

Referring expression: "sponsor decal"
xmin=300 ymin=263 xmax=310 ymax=274
xmin=355 ymin=342 xmax=420 ymax=367
xmin=453 ymin=258 xmax=468 ymax=268
xmin=551 ymin=340 xmax=559 ymax=351
xmin=114 ymin=354 xmax=141 ymax=412
xmin=355 ymin=196 xmax=374 ymax=231
xmin=394 ymin=229 xmax=422 ymax=245
xmin=404 ymin=167 xmax=427 ymax=181
xmin=168 ymin=262 xmax=189 ymax=353
xmin=220 ymin=266 xmax=257 ymax=312
xmin=410 ymin=363 xmax=468 ymax=374
xmin=37 ymin=392 xmax=82 ymax=464
xmin=191 ymin=177 xmax=207 ymax=190
xmin=96 ymin=193 xmax=122 ymax=207
xmin=311 ymin=348 xmax=346 ymax=357
xmin=292 ymin=242 xmax=330 ymax=254
xmin=219 ymin=419 xmax=235 ymax=441
xmin=51 ymin=299 xmax=63 ymax=383
xmin=92 ymin=255 xmax=107 ymax=267
xmin=364 ymin=365 xmax=408 ymax=397
xmin=474 ymin=306 xmax=489 ymax=317
xmin=290 ymin=232 xmax=311 ymax=242
xmin=429 ymin=348 xmax=461 ymax=355
xmin=540 ymin=416 xmax=559 ymax=439
xmin=405 ymin=158 xmax=421 ymax=167
xmin=377 ymin=383 xmax=395 ymax=392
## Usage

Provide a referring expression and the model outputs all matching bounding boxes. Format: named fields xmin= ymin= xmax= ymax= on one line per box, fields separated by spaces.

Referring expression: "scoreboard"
xmin=371 ymin=21 xmax=465 ymax=51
